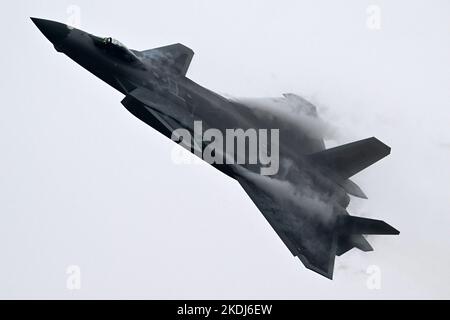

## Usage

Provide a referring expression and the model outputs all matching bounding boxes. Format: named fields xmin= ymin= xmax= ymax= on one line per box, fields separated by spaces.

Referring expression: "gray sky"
xmin=1 ymin=0 xmax=449 ymax=299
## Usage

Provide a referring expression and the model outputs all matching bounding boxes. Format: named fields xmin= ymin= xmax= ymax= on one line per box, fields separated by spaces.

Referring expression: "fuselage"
xmin=33 ymin=18 xmax=350 ymax=217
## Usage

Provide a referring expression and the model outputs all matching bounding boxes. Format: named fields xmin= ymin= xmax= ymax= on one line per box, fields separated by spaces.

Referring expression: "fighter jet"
xmin=32 ymin=18 xmax=399 ymax=279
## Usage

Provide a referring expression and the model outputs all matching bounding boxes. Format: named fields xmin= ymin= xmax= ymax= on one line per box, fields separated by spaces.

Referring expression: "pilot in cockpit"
xmin=100 ymin=37 xmax=139 ymax=63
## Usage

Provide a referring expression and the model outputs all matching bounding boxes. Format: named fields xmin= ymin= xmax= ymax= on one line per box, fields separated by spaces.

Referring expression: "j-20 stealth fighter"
xmin=32 ymin=18 xmax=399 ymax=279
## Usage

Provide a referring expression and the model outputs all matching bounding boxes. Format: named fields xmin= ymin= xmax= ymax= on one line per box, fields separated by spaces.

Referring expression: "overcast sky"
xmin=1 ymin=0 xmax=449 ymax=299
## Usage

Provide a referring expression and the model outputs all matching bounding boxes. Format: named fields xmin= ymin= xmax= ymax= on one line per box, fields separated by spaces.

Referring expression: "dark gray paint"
xmin=31 ymin=18 xmax=399 ymax=279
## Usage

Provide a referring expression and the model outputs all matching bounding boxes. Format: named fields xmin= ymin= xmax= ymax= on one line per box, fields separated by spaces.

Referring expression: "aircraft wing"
xmin=234 ymin=164 xmax=399 ymax=279
xmin=231 ymin=93 xmax=326 ymax=155
xmin=234 ymin=169 xmax=338 ymax=279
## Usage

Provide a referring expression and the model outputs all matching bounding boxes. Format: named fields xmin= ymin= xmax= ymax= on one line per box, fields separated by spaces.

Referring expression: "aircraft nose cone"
xmin=31 ymin=18 xmax=70 ymax=45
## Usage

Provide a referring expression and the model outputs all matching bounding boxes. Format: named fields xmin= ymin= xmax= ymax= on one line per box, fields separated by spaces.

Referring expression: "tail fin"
xmin=308 ymin=137 xmax=391 ymax=180
xmin=336 ymin=215 xmax=399 ymax=255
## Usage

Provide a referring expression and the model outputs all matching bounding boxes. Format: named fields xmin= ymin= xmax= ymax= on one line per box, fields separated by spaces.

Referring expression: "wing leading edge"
xmin=235 ymin=171 xmax=338 ymax=279
xmin=235 ymin=166 xmax=399 ymax=279
xmin=121 ymin=85 xmax=397 ymax=279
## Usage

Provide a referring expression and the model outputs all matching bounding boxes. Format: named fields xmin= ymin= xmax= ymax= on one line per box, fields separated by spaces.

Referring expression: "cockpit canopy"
xmin=99 ymin=37 xmax=140 ymax=63
xmin=102 ymin=37 xmax=126 ymax=47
